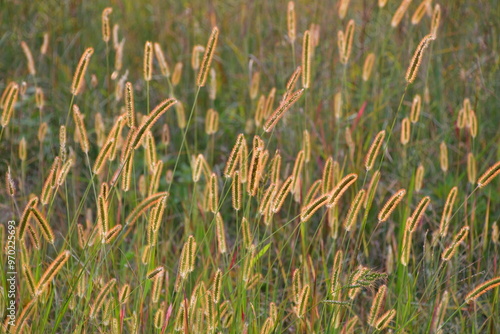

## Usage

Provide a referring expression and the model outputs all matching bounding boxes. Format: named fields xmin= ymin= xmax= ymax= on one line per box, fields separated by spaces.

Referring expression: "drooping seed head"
xmin=197 ymin=27 xmax=219 ymax=87
xmin=440 ymin=141 xmax=448 ymax=173
xmin=391 ymin=0 xmax=412 ymax=27
xmin=302 ymin=30 xmax=312 ymax=88
xmin=71 ymin=48 xmax=94 ymax=96
xmin=338 ymin=0 xmax=351 ymax=19
xmin=478 ymin=161 xmax=500 ymax=188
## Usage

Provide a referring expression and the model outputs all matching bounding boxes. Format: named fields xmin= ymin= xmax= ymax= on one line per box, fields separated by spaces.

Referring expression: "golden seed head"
xmin=400 ymin=117 xmax=411 ymax=145
xmin=368 ymin=285 xmax=387 ymax=326
xmin=287 ymin=1 xmax=296 ymax=43
xmin=378 ymin=189 xmax=406 ymax=222
xmin=143 ymin=41 xmax=153 ymax=81
xmin=154 ymin=42 xmax=170 ymax=77
xmin=264 ymin=88 xmax=304 ymax=132
xmin=191 ymin=44 xmax=205 ymax=70
xmin=343 ymin=189 xmax=365 ymax=231
xmin=439 ymin=186 xmax=458 ymax=237
xmin=478 ymin=161 xmax=500 ymax=188
xmin=71 ymin=48 xmax=94 ymax=96
xmin=406 ymin=34 xmax=435 ymax=84
xmin=365 ymin=130 xmax=386 ymax=171
xmin=334 ymin=91 xmax=342 ymax=119
xmin=391 ymin=0 xmax=412 ymax=27
xmin=249 ymin=71 xmax=260 ymax=100
xmin=467 ymin=152 xmax=476 ymax=184
xmin=431 ymin=4 xmax=441 ymax=38
xmin=411 ymin=0 xmax=428 ymax=25
xmin=101 ymin=7 xmax=113 ymax=42
xmin=1 ymin=82 xmax=19 ymax=127
xmin=338 ymin=0 xmax=351 ymax=19
xmin=6 ymin=166 xmax=15 ymax=197
xmin=415 ymin=164 xmax=425 ymax=192
xmin=172 ymin=62 xmax=183 ymax=86
xmin=465 ymin=276 xmax=500 ymax=304
xmin=20 ymin=41 xmax=36 ymax=75
xmin=197 ymin=27 xmax=219 ymax=87
xmin=410 ymin=94 xmax=422 ymax=123
xmin=302 ymin=30 xmax=312 ymax=88
xmin=362 ymin=53 xmax=375 ymax=81
xmin=41 ymin=32 xmax=50 ymax=55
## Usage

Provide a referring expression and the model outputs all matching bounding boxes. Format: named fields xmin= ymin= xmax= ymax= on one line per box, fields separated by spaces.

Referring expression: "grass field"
xmin=1 ymin=0 xmax=500 ymax=333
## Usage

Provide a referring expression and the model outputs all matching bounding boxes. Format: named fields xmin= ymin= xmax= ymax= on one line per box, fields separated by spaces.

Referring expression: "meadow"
xmin=1 ymin=0 xmax=500 ymax=333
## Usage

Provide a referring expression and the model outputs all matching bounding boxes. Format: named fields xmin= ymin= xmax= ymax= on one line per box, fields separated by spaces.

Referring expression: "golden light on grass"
xmin=410 ymin=94 xmax=421 ymax=123
xmin=263 ymin=88 xmax=304 ymax=132
xmin=465 ymin=276 xmax=500 ymax=304
xmin=89 ymin=278 xmax=117 ymax=319
xmin=71 ymin=48 xmax=94 ymax=96
xmin=408 ymin=196 xmax=430 ymax=232
xmin=368 ymin=285 xmax=387 ymax=326
xmin=197 ymin=27 xmax=219 ymax=87
xmin=411 ymin=0 xmax=428 ymax=25
xmin=365 ymin=130 xmax=385 ymax=171
xmin=406 ymin=34 xmax=435 ymax=84
xmin=302 ymin=30 xmax=311 ymax=88
xmin=143 ymin=41 xmax=153 ymax=81
xmin=1 ymin=82 xmax=19 ymax=127
xmin=442 ymin=226 xmax=469 ymax=261
xmin=439 ymin=186 xmax=458 ymax=237
xmin=35 ymin=250 xmax=70 ymax=296
xmin=400 ymin=117 xmax=411 ymax=145
xmin=338 ymin=0 xmax=351 ymax=19
xmin=300 ymin=192 xmax=330 ymax=222
xmin=431 ymin=4 xmax=441 ymax=37
xmin=101 ymin=7 xmax=112 ymax=42
xmin=391 ymin=0 xmax=412 ymax=28
xmin=287 ymin=1 xmax=296 ymax=43
xmin=154 ymin=42 xmax=170 ymax=77
xmin=467 ymin=152 xmax=476 ymax=184
xmin=477 ymin=161 xmax=500 ymax=188
xmin=440 ymin=141 xmax=448 ymax=172
xmin=327 ymin=173 xmax=358 ymax=208
xmin=378 ymin=189 xmax=406 ymax=222
xmin=343 ymin=189 xmax=365 ymax=231
xmin=20 ymin=41 xmax=36 ymax=75
xmin=362 ymin=53 xmax=375 ymax=81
